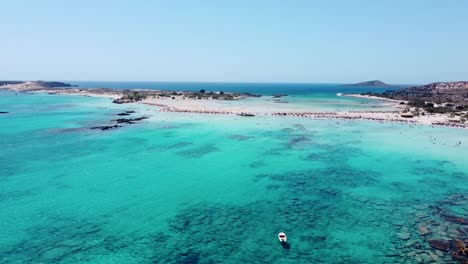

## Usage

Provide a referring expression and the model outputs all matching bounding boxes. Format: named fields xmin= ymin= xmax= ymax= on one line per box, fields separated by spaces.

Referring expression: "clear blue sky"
xmin=1 ymin=0 xmax=467 ymax=84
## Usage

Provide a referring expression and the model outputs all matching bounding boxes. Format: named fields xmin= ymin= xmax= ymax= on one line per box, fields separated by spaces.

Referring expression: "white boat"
xmin=278 ymin=232 xmax=287 ymax=243
xmin=336 ymin=93 xmax=343 ymax=96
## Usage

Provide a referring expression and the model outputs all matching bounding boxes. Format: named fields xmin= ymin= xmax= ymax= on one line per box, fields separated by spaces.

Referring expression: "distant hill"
xmin=345 ymin=80 xmax=390 ymax=87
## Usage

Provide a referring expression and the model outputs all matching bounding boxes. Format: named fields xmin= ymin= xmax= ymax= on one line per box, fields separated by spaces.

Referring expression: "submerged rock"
xmin=113 ymin=116 xmax=149 ymax=124
xmin=429 ymin=239 xmax=451 ymax=252
xmin=116 ymin=110 xmax=135 ymax=116
xmin=90 ymin=125 xmax=121 ymax=131
xmin=398 ymin=227 xmax=412 ymax=240
xmin=176 ymin=144 xmax=220 ymax=158
xmin=272 ymin=94 xmax=288 ymax=98
xmin=428 ymin=239 xmax=468 ymax=262
xmin=451 ymin=240 xmax=468 ymax=263
xmin=442 ymin=214 xmax=468 ymax=225
xmin=418 ymin=225 xmax=430 ymax=236
xmin=0 ymin=111 xmax=9 ymax=114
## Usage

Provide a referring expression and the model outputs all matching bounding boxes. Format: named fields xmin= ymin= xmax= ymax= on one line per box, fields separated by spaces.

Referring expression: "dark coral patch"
xmin=176 ymin=144 xmax=220 ymax=158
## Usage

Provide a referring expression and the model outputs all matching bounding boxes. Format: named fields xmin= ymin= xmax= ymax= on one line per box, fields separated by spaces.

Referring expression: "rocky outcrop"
xmin=379 ymin=81 xmax=468 ymax=105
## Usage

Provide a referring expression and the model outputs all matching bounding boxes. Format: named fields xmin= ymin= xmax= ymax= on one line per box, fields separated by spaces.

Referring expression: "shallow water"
xmin=0 ymin=91 xmax=467 ymax=263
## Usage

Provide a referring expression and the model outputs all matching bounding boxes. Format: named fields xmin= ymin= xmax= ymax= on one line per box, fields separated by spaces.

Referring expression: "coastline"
xmin=1 ymin=82 xmax=466 ymax=129
xmin=341 ymin=93 xmax=406 ymax=103
xmin=141 ymin=99 xmax=466 ymax=128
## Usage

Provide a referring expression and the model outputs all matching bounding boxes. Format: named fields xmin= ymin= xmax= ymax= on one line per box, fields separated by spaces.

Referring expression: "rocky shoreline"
xmin=353 ymin=81 xmax=468 ymax=125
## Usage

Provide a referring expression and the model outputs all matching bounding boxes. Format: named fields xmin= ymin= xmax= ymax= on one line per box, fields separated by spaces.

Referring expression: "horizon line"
xmin=1 ymin=79 xmax=428 ymax=86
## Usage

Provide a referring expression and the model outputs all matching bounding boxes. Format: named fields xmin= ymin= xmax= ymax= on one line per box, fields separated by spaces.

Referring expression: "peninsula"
xmin=1 ymin=81 xmax=260 ymax=101
xmin=345 ymin=81 xmax=468 ymax=125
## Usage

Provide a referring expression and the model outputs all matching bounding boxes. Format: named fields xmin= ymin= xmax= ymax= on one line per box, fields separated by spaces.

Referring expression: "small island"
xmin=345 ymin=80 xmax=390 ymax=87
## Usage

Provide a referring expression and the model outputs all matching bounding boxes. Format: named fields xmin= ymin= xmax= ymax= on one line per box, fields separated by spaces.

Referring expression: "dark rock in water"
xmin=116 ymin=110 xmax=135 ymax=116
xmin=429 ymin=239 xmax=450 ymax=252
xmin=176 ymin=252 xmax=200 ymax=264
xmin=90 ymin=125 xmax=121 ymax=130
xmin=237 ymin=113 xmax=255 ymax=117
xmin=449 ymin=240 xmax=468 ymax=263
xmin=442 ymin=214 xmax=468 ymax=225
xmin=272 ymin=94 xmax=288 ymax=98
xmin=0 ymin=111 xmax=8 ymax=114
xmin=112 ymin=98 xmax=140 ymax=104
xmin=113 ymin=116 xmax=149 ymax=124
xmin=287 ymin=135 xmax=311 ymax=148
xmin=429 ymin=239 xmax=468 ymax=262
xmin=112 ymin=99 xmax=125 ymax=104
xmin=176 ymin=144 xmax=220 ymax=158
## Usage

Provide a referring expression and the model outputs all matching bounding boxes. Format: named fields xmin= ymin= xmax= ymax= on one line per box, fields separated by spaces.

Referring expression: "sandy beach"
xmin=2 ymin=82 xmax=466 ymax=128
xmin=341 ymin=93 xmax=407 ymax=103
xmin=140 ymin=97 xmax=465 ymax=127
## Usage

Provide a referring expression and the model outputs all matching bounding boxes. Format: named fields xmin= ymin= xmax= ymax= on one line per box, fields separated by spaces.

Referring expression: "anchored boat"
xmin=278 ymin=232 xmax=287 ymax=243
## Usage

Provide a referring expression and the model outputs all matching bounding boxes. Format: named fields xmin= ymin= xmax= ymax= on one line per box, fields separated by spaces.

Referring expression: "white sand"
xmin=3 ymin=83 xmax=466 ymax=128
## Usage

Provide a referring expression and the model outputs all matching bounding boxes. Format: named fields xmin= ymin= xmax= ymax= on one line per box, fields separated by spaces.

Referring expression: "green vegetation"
xmin=122 ymin=91 xmax=147 ymax=102
xmin=406 ymin=100 xmax=455 ymax=114
xmin=408 ymin=100 xmax=426 ymax=108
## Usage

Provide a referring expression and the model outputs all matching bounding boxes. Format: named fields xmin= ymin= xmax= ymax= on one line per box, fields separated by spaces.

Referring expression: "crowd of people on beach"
xmin=139 ymin=101 xmax=467 ymax=129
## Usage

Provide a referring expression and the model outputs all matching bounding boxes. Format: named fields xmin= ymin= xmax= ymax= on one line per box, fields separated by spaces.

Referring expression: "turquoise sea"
xmin=0 ymin=84 xmax=467 ymax=263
